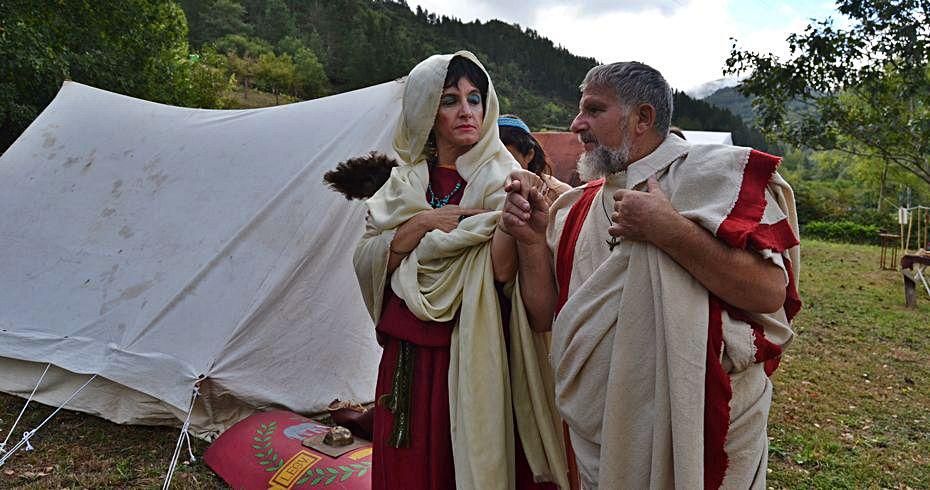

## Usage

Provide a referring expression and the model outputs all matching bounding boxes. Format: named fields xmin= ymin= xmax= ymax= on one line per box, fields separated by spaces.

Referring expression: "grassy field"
xmin=767 ymin=240 xmax=930 ymax=489
xmin=1 ymin=239 xmax=928 ymax=488
xmin=0 ymin=396 xmax=222 ymax=488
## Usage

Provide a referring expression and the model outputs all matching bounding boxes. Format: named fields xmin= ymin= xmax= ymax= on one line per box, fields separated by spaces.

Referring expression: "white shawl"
xmin=353 ymin=51 xmax=568 ymax=490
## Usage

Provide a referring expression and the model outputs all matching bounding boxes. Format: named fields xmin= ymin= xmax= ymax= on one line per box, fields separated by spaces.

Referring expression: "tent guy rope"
xmin=0 ymin=374 xmax=97 ymax=467
xmin=0 ymin=363 xmax=50 ymax=454
xmin=162 ymin=385 xmax=200 ymax=489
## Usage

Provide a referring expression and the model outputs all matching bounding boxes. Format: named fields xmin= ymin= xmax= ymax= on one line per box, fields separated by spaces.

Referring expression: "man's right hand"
xmin=501 ymin=170 xmax=549 ymax=245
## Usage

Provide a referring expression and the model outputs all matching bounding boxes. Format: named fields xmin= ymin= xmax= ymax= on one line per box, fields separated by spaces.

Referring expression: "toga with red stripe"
xmin=547 ymin=134 xmax=801 ymax=489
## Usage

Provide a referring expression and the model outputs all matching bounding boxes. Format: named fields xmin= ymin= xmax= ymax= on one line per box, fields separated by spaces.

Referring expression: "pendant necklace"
xmin=601 ymin=191 xmax=620 ymax=251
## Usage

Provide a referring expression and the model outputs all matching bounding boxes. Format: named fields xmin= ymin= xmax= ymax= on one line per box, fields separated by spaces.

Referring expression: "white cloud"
xmin=533 ymin=0 xmax=739 ymax=90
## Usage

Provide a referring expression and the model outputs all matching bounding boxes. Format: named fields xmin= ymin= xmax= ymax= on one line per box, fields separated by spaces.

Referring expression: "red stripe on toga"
xmin=748 ymin=219 xmax=799 ymax=253
xmin=716 ymin=150 xmax=780 ymax=250
xmin=705 ymin=295 xmax=733 ymax=490
xmin=716 ymin=150 xmax=802 ymax=372
xmin=555 ymin=179 xmax=604 ymax=315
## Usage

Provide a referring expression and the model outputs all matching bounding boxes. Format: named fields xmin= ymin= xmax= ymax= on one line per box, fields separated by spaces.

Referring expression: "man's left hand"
xmin=609 ymin=176 xmax=682 ymax=244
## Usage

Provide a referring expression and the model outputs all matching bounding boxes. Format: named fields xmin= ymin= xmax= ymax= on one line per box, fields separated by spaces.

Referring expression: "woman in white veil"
xmin=353 ymin=52 xmax=568 ymax=490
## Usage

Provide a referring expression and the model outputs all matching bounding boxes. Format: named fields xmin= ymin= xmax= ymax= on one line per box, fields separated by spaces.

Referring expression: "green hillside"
xmin=179 ymin=0 xmax=597 ymax=130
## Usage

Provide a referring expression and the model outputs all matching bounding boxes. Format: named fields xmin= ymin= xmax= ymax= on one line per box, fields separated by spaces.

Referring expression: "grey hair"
xmin=580 ymin=62 xmax=674 ymax=136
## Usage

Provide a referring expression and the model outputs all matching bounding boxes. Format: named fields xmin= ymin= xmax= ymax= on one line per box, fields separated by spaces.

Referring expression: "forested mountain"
xmin=179 ymin=0 xmax=595 ymax=129
xmin=703 ymin=86 xmax=756 ymax=124
xmin=177 ymin=0 xmax=773 ymax=150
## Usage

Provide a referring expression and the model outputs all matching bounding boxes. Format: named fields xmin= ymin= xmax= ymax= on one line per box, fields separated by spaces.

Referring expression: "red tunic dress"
xmin=371 ymin=166 xmax=555 ymax=490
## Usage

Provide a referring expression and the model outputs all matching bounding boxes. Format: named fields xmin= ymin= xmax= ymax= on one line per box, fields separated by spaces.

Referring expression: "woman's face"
xmin=433 ymin=77 xmax=484 ymax=151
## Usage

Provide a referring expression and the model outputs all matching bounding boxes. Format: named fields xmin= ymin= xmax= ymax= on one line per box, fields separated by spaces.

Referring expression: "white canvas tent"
xmin=0 ymin=81 xmax=402 ymax=440
xmin=681 ymin=130 xmax=733 ymax=145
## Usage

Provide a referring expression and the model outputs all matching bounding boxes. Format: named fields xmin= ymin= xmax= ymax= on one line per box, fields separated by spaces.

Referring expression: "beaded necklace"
xmin=427 ymin=179 xmax=463 ymax=209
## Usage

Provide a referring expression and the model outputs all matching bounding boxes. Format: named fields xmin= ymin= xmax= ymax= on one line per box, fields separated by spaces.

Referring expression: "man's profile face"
xmin=571 ymin=85 xmax=635 ymax=178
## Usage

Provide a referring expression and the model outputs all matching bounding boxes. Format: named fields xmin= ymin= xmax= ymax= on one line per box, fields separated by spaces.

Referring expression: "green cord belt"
xmin=381 ymin=340 xmax=415 ymax=448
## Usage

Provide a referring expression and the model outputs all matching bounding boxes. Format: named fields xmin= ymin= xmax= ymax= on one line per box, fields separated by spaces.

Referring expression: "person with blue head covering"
xmin=498 ymin=114 xmax=572 ymax=203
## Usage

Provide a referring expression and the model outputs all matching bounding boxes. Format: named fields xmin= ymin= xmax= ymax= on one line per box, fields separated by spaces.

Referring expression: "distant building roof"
xmin=532 ymin=132 xmax=585 ymax=186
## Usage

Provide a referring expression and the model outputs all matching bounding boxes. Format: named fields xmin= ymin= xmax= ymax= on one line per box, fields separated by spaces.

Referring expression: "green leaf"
xmin=325 ymin=474 xmax=337 ymax=485
xmin=255 ymin=452 xmax=265 ymax=458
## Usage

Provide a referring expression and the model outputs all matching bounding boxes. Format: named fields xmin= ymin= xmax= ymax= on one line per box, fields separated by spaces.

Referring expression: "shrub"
xmin=802 ymin=221 xmax=881 ymax=245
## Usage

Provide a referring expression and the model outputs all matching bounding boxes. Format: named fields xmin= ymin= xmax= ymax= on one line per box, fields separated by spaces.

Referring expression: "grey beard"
xmin=576 ymin=141 xmax=632 ymax=181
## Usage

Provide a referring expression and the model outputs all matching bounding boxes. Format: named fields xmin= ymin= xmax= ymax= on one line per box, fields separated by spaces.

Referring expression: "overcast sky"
xmin=406 ymin=0 xmax=842 ymax=93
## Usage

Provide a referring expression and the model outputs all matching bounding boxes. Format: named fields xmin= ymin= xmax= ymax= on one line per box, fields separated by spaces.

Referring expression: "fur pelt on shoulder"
xmin=323 ymin=152 xmax=398 ymax=200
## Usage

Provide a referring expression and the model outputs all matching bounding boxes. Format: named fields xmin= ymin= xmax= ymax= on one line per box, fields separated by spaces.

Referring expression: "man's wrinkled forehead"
xmin=579 ymin=83 xmax=620 ymax=109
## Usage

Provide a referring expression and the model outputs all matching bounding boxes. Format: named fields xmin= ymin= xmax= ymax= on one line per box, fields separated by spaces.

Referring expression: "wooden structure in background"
xmin=901 ymin=253 xmax=930 ymax=308
xmin=879 ymin=233 xmax=900 ymax=270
